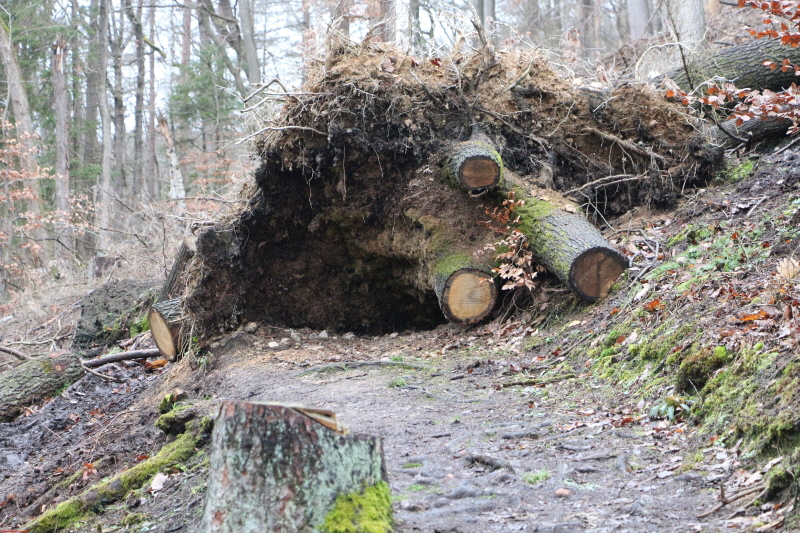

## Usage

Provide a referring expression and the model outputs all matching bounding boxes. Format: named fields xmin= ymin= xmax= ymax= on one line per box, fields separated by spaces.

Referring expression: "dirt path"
xmin=192 ymin=330 xmax=725 ymax=533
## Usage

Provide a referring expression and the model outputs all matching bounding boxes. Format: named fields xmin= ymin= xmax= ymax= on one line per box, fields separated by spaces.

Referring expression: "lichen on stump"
xmin=201 ymin=402 xmax=390 ymax=533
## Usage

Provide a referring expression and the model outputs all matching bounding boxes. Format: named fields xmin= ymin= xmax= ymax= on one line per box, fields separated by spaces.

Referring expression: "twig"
xmin=564 ymin=174 xmax=643 ymax=196
xmin=294 ymin=360 xmax=432 ymax=378
xmin=81 ymin=365 xmax=122 ymax=382
xmin=0 ymin=345 xmax=32 ymax=361
xmin=237 ymin=125 xmax=327 ymax=145
xmin=725 ymin=487 xmax=769 ymax=520
xmin=82 ymin=348 xmax=161 ymax=368
xmin=584 ymin=127 xmax=666 ymax=164
xmin=497 ymin=374 xmax=576 ymax=388
xmin=746 ymin=196 xmax=767 ymax=218
xmin=775 ymin=136 xmax=800 ymax=154
xmin=696 ymin=483 xmax=765 ymax=518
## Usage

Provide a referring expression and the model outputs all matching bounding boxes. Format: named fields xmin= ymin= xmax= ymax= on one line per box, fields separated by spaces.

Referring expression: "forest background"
xmin=0 ymin=0 xmax=765 ymax=317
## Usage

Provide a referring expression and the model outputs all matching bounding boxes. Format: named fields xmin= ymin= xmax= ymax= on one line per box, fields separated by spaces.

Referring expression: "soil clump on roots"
xmin=183 ymin=42 xmax=723 ymax=337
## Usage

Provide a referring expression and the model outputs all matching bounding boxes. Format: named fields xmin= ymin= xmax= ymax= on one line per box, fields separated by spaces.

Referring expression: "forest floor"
xmin=1 ymin=148 xmax=800 ymax=533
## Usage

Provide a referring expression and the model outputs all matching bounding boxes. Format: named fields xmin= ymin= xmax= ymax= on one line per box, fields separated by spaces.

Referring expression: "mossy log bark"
xmin=662 ymin=38 xmax=800 ymax=93
xmin=0 ymin=353 xmax=83 ymax=422
xmin=447 ymin=130 xmax=504 ymax=192
xmin=149 ymin=297 xmax=185 ymax=360
xmin=201 ymin=402 xmax=390 ymax=533
xmin=25 ymin=419 xmax=208 ymax=533
xmin=520 ymin=204 xmax=628 ymax=301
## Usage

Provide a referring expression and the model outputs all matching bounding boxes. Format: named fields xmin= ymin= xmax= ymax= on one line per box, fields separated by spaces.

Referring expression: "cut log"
xmin=447 ymin=130 xmax=504 ymax=192
xmin=0 ymin=352 xmax=83 ymax=422
xmin=201 ymin=401 xmax=390 ymax=533
xmin=149 ymin=297 xmax=185 ymax=360
xmin=662 ymin=38 xmax=800 ymax=93
xmin=434 ymin=264 xmax=497 ymax=323
xmin=516 ymin=198 xmax=628 ymax=302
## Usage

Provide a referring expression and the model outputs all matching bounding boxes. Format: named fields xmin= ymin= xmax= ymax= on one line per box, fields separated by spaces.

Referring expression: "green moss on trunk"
xmin=321 ymin=481 xmax=393 ymax=533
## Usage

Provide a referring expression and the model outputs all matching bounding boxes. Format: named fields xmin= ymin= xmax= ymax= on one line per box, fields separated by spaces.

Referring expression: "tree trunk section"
xmin=0 ymin=353 xmax=83 ymax=422
xmin=434 ymin=266 xmax=497 ymax=323
xmin=149 ymin=297 xmax=185 ymax=360
xmin=663 ymin=38 xmax=800 ymax=92
xmin=518 ymin=201 xmax=628 ymax=302
xmin=201 ymin=402 xmax=390 ymax=533
xmin=97 ymin=0 xmax=115 ymax=252
xmin=447 ymin=131 xmax=504 ymax=192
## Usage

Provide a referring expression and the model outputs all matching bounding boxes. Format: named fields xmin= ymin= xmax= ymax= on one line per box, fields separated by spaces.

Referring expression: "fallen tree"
xmin=174 ymin=41 xmax=726 ymax=335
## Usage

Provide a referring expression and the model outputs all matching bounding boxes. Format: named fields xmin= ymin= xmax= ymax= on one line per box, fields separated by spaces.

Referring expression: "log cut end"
xmin=449 ymin=138 xmax=504 ymax=192
xmin=568 ymin=247 xmax=628 ymax=302
xmin=149 ymin=297 xmax=184 ymax=360
xmin=438 ymin=268 xmax=497 ymax=323
xmin=459 ymin=156 xmax=502 ymax=190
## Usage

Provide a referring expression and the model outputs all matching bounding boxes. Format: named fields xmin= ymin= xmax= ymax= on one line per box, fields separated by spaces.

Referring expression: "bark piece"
xmin=159 ymin=237 xmax=197 ymax=301
xmin=201 ymin=401 xmax=390 ymax=533
xmin=149 ymin=297 xmax=185 ymax=360
xmin=434 ymin=265 xmax=497 ymax=324
xmin=0 ymin=353 xmax=83 ymax=422
xmin=448 ymin=132 xmax=504 ymax=192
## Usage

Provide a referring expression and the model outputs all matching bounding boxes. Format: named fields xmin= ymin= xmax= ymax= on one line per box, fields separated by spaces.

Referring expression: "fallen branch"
xmin=0 ymin=345 xmax=32 ymax=361
xmin=82 ymin=348 xmax=161 ymax=368
xmin=497 ymin=374 xmax=576 ymax=388
xmin=584 ymin=127 xmax=666 ymax=165
xmin=697 ymin=483 xmax=766 ymax=519
xmin=294 ymin=360 xmax=432 ymax=378
xmin=465 ymin=453 xmax=515 ymax=472
xmin=81 ymin=365 xmax=122 ymax=382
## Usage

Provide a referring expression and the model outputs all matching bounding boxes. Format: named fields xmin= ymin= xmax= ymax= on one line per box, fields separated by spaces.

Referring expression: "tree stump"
xmin=201 ymin=402 xmax=390 ymax=533
xmin=0 ymin=352 xmax=83 ymax=422
xmin=149 ymin=297 xmax=185 ymax=360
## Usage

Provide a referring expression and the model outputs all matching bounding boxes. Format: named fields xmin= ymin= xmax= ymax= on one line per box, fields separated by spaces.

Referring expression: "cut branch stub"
xmin=448 ymin=133 xmax=504 ymax=192
xmin=149 ymin=297 xmax=185 ymax=360
xmin=434 ymin=261 xmax=497 ymax=323
xmin=518 ymin=203 xmax=627 ymax=302
xmin=201 ymin=401 xmax=390 ymax=533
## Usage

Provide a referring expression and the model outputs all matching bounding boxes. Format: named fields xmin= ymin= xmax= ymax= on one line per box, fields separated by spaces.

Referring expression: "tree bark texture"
xmin=0 ymin=353 xmax=83 ymax=422
xmin=52 ymin=36 xmax=72 ymax=263
xmin=149 ymin=297 xmax=185 ymax=360
xmin=201 ymin=402 xmax=389 ymax=533
xmin=664 ymin=0 xmax=706 ymax=53
xmin=663 ymin=38 xmax=800 ymax=93
xmin=160 ymin=237 xmax=196 ymax=301
xmin=239 ymin=0 xmax=260 ymax=85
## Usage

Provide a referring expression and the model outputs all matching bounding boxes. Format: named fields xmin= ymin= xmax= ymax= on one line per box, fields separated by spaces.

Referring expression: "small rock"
xmin=555 ymin=488 xmax=572 ymax=498
xmin=243 ymin=322 xmax=258 ymax=333
xmin=318 ymin=330 xmax=329 ymax=339
xmin=268 ymin=341 xmax=280 ymax=348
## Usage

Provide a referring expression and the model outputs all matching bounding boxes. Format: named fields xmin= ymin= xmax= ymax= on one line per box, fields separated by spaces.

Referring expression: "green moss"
xmin=27 ymin=419 xmax=209 ymax=533
xmin=718 ymin=159 xmax=755 ymax=184
xmin=676 ymin=346 xmax=729 ymax=393
xmin=120 ymin=512 xmax=149 ymax=526
xmin=522 ymin=469 xmax=550 ymax=484
xmin=129 ymin=313 xmax=150 ymax=337
xmin=320 ymin=481 xmax=392 ymax=533
xmin=434 ymin=254 xmax=473 ymax=277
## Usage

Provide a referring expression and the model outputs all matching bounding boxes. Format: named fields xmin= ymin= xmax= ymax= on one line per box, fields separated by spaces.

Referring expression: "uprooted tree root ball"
xmin=180 ymin=42 xmax=724 ymax=336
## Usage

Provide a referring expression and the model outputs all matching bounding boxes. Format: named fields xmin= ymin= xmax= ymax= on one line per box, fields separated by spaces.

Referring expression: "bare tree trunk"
xmin=52 ymin=36 xmax=72 ymax=264
xmin=627 ymin=0 xmax=652 ymax=40
xmin=664 ymin=0 xmax=706 ymax=53
xmin=97 ymin=0 xmax=114 ymax=253
xmin=147 ymin=4 xmax=158 ymax=200
xmin=157 ymin=115 xmax=186 ymax=211
xmin=380 ymin=0 xmax=395 ymax=42
xmin=125 ymin=0 xmax=146 ymax=198
xmin=84 ymin=0 xmax=102 ymax=168
xmin=333 ymin=0 xmax=351 ymax=36
xmin=111 ymin=6 xmax=127 ymax=196
xmin=70 ymin=0 xmax=85 ymax=163
xmin=239 ymin=0 xmax=260 ymax=85
xmin=409 ymin=0 xmax=421 ymax=48
xmin=301 ymin=0 xmax=312 ymax=83
xmin=199 ymin=0 xmax=248 ymax=96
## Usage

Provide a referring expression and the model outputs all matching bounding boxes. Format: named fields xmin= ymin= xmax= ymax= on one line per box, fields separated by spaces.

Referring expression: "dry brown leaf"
xmin=777 ymin=257 xmax=800 ymax=279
